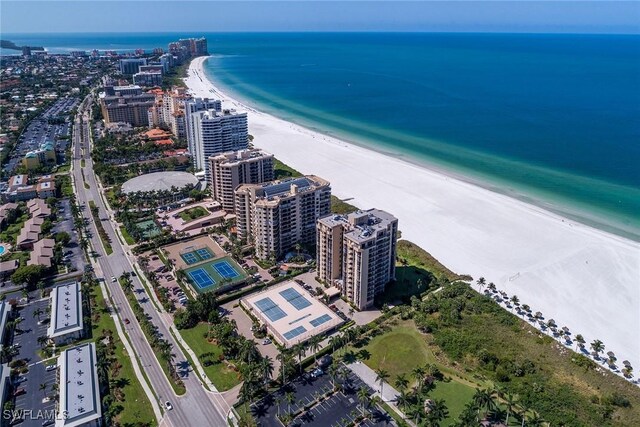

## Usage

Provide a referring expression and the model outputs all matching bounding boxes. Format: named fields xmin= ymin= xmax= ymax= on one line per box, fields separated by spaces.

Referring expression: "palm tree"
xmin=39 ymin=383 xmax=47 ymax=396
xmin=396 ymin=390 xmax=410 ymax=412
xmin=260 ymin=356 xmax=274 ymax=386
xmin=510 ymin=295 xmax=520 ymax=308
xmin=308 ymin=335 xmax=322 ymax=363
xmin=357 ymin=386 xmax=369 ymax=416
xmin=394 ymin=374 xmax=409 ymax=392
xmin=328 ymin=364 xmax=339 ymax=389
xmin=374 ymin=368 xmax=390 ymax=399
xmin=425 ymin=398 xmax=449 ymax=427
xmin=476 ymin=277 xmax=486 ymax=291
xmin=503 ymin=392 xmax=518 ymax=426
xmin=590 ymin=339 xmax=605 ymax=360
xmin=412 ymin=366 xmax=425 ymax=390
xmin=575 ymin=334 xmax=585 ymax=350
xmin=472 ymin=388 xmax=495 ymax=421
xmin=292 ymin=343 xmax=306 ymax=374
xmin=328 ymin=335 xmax=342 ymax=356
xmin=284 ymin=391 xmax=295 ymax=415
xmin=622 ymin=365 xmax=634 ymax=379
xmin=526 ymin=412 xmax=545 ymax=427
xmin=487 ymin=282 xmax=497 ymax=293
xmin=32 ymin=308 xmax=43 ymax=321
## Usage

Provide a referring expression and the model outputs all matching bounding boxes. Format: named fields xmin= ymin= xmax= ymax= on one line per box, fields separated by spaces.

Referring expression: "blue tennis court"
xmin=255 ymin=297 xmax=287 ymax=322
xmin=188 ymin=268 xmax=215 ymax=289
xmin=279 ymin=287 xmax=312 ymax=310
xmin=196 ymin=248 xmax=213 ymax=260
xmin=212 ymin=260 xmax=239 ymax=279
xmin=181 ymin=252 xmax=199 ymax=265
xmin=283 ymin=325 xmax=307 ymax=340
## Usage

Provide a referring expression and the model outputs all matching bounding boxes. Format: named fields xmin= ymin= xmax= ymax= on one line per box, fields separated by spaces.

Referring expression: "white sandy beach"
xmin=186 ymin=56 xmax=640 ymax=370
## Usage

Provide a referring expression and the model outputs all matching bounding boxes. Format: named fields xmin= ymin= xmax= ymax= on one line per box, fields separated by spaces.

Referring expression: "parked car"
xmin=13 ymin=387 xmax=26 ymax=396
xmin=45 ymin=365 xmax=57 ymax=372
xmin=310 ymin=368 xmax=323 ymax=378
xmin=262 ymin=339 xmax=272 ymax=345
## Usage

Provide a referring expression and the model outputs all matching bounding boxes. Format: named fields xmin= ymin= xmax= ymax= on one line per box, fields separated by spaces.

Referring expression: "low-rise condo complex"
xmin=317 ymin=209 xmax=398 ymax=309
xmin=56 ymin=343 xmax=102 ymax=427
xmin=47 ymin=282 xmax=84 ymax=345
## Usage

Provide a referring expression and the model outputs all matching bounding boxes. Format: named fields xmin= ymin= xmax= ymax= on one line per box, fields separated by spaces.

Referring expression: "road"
xmin=71 ymin=94 xmax=231 ymax=426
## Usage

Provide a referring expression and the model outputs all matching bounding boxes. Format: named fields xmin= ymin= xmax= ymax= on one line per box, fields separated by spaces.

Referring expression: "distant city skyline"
xmin=2 ymin=1 xmax=639 ymax=34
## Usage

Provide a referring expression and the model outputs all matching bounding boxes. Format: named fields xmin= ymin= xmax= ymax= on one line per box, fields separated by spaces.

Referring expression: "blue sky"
xmin=2 ymin=1 xmax=639 ymax=34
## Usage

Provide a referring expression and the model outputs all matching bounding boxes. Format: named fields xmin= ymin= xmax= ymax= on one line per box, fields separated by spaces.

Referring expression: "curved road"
xmin=72 ymin=95 xmax=231 ymax=427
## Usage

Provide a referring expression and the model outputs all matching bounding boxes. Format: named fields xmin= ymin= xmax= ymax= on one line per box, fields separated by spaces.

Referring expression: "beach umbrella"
xmin=623 ymin=360 xmax=631 ymax=366
xmin=534 ymin=311 xmax=542 ymax=318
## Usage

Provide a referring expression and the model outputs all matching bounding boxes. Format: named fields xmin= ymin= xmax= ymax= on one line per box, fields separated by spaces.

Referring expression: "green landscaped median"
xmin=120 ymin=226 xmax=135 ymax=245
xmin=90 ymin=286 xmax=156 ymax=426
xmin=179 ymin=323 xmax=241 ymax=391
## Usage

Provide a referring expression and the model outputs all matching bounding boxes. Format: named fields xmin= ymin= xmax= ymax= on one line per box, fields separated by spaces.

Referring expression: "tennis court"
xmin=180 ymin=247 xmax=214 ymax=265
xmin=212 ymin=260 xmax=240 ymax=279
xmin=188 ymin=268 xmax=216 ymax=289
xmin=183 ymin=256 xmax=247 ymax=293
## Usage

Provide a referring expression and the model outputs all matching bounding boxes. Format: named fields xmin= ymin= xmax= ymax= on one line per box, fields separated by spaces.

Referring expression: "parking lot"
xmin=52 ymin=199 xmax=84 ymax=275
xmin=251 ymin=365 xmax=394 ymax=427
xmin=8 ymin=290 xmax=58 ymax=427
xmin=3 ymin=97 xmax=78 ymax=175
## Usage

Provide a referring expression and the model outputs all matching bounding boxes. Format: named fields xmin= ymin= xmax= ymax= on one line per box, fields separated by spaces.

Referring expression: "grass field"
xmin=179 ymin=206 xmax=209 ymax=222
xmin=362 ymin=321 xmax=477 ymax=424
xmin=430 ymin=380 xmax=476 ymax=426
xmin=179 ymin=323 xmax=241 ymax=391
xmin=330 ymin=195 xmax=358 ymax=215
xmin=363 ymin=323 xmax=434 ymax=383
xmin=274 ymin=158 xmax=303 ymax=179
xmin=120 ymin=226 xmax=135 ymax=245
xmin=0 ymin=211 xmax=28 ymax=246
xmin=90 ymin=286 xmax=156 ymax=426
xmin=397 ymin=240 xmax=470 ymax=283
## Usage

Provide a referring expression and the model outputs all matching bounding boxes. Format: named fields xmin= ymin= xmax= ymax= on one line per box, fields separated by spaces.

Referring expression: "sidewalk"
xmin=347 ymin=361 xmax=400 ymax=403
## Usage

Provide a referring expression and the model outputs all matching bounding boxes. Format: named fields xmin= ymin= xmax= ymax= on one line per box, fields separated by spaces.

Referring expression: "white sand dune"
xmin=186 ymin=56 xmax=640 ymax=372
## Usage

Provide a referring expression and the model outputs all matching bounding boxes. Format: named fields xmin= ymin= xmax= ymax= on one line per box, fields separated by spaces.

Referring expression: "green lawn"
xmin=330 ymin=195 xmax=358 ymax=215
xmin=90 ymin=286 xmax=156 ymax=426
xmin=274 ymin=158 xmax=303 ymax=180
xmin=179 ymin=323 xmax=241 ymax=391
xmin=378 ymin=265 xmax=432 ymax=304
xmin=430 ymin=380 xmax=476 ymax=426
xmin=0 ymin=211 xmax=28 ymax=246
xmin=120 ymin=226 xmax=135 ymax=245
xmin=363 ymin=323 xmax=434 ymax=383
xmin=178 ymin=206 xmax=209 ymax=222
xmin=397 ymin=240 xmax=470 ymax=283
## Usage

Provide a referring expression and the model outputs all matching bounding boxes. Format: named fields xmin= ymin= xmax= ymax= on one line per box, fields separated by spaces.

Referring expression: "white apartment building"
xmin=187 ymin=108 xmax=249 ymax=179
xmin=185 ymin=98 xmax=222 ymax=157
xmin=235 ymin=176 xmax=331 ymax=260
xmin=316 ymin=209 xmax=398 ymax=310
xmin=209 ymin=149 xmax=274 ymax=211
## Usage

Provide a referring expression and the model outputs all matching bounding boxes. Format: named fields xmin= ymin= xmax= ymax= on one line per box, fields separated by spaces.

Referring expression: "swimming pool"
xmin=0 ymin=244 xmax=7 ymax=256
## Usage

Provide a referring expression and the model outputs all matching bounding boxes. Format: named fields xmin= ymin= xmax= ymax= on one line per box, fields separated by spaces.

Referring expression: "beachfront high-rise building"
xmin=185 ymin=101 xmax=248 ymax=178
xmin=316 ymin=209 xmax=398 ymax=310
xmin=235 ymin=176 xmax=331 ymax=260
xmin=209 ymin=149 xmax=275 ymax=211
xmin=185 ymin=97 xmax=222 ymax=148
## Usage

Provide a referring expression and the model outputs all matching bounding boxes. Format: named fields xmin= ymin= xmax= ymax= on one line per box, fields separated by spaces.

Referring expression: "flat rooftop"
xmin=242 ymin=281 xmax=343 ymax=348
xmin=47 ymin=282 xmax=83 ymax=339
xmin=56 ymin=343 xmax=101 ymax=427
xmin=0 ymin=302 xmax=8 ymax=351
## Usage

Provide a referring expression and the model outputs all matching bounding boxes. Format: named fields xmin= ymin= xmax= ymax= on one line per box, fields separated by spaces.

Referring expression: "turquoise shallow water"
xmin=4 ymin=32 xmax=639 ymax=239
xmin=199 ymin=33 xmax=640 ymax=240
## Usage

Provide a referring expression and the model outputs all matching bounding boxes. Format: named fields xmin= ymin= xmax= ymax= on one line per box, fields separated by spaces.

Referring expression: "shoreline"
xmin=186 ymin=56 xmax=640 ymax=369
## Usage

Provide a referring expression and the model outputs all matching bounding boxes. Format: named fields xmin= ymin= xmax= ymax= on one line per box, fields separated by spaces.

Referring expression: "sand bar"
xmin=186 ymin=56 xmax=640 ymax=370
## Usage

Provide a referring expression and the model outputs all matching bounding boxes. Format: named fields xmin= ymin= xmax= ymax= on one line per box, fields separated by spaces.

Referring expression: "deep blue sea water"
xmin=4 ymin=32 xmax=639 ymax=238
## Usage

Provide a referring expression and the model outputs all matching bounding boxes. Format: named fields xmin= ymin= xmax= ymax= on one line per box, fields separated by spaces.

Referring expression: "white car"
xmin=164 ymin=401 xmax=173 ymax=411
xmin=111 ymin=276 xmax=117 ymax=283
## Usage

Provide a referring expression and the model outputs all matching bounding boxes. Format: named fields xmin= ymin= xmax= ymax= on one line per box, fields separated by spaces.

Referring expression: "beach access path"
xmin=185 ymin=56 xmax=640 ymax=371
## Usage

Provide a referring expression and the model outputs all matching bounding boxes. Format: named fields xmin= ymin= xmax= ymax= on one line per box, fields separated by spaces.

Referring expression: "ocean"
xmin=4 ymin=32 xmax=639 ymax=239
